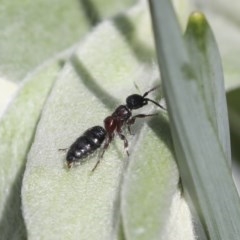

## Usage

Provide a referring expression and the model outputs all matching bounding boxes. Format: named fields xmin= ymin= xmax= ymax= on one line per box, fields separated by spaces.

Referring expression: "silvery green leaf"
xmin=184 ymin=12 xmax=231 ymax=164
xmin=22 ymin=3 xmax=194 ymax=239
xmin=194 ymin=0 xmax=240 ymax=90
xmin=149 ymin=0 xmax=240 ymax=239
xmin=0 ymin=0 xmax=135 ymax=82
xmin=0 ymin=79 xmax=17 ymax=115
xmin=120 ymin=120 xmax=195 ymax=240
xmin=0 ymin=51 xmax=70 ymax=238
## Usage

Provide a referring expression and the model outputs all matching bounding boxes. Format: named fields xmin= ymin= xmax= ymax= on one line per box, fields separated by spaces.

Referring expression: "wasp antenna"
xmin=142 ymin=85 xmax=160 ymax=98
xmin=145 ymin=98 xmax=165 ymax=110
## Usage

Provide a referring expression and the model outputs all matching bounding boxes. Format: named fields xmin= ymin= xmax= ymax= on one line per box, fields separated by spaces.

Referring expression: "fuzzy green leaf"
xmin=22 ymin=3 xmax=194 ymax=239
xmin=0 ymin=0 xmax=135 ymax=82
xmin=0 ymin=51 xmax=71 ymax=238
xmin=120 ymin=120 xmax=195 ymax=240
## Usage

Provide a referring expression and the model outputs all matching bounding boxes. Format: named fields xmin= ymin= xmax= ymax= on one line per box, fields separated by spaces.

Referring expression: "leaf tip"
xmin=187 ymin=11 xmax=208 ymax=37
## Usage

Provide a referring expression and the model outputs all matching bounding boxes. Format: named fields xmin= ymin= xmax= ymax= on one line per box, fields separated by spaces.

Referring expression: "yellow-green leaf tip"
xmin=188 ymin=12 xmax=207 ymax=28
xmin=185 ymin=11 xmax=210 ymax=51
xmin=187 ymin=11 xmax=208 ymax=36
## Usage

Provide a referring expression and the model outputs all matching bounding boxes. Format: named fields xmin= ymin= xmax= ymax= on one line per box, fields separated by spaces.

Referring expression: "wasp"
xmin=61 ymin=86 xmax=164 ymax=171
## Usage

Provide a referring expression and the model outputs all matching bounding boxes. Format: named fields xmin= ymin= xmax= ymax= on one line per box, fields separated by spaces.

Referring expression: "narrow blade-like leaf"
xmin=185 ymin=12 xmax=231 ymax=164
xmin=149 ymin=0 xmax=240 ymax=239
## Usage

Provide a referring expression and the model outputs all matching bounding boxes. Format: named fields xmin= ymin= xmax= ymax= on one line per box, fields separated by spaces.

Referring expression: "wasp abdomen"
xmin=66 ymin=126 xmax=106 ymax=167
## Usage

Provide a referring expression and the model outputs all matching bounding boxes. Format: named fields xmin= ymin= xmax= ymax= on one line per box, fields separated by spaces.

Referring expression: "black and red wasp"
xmin=61 ymin=86 xmax=164 ymax=171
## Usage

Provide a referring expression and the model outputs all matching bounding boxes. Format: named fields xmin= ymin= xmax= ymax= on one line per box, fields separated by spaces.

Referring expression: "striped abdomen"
xmin=66 ymin=126 xmax=106 ymax=167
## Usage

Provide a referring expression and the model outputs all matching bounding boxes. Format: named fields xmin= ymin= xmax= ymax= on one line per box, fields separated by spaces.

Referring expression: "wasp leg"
xmin=58 ymin=148 xmax=68 ymax=152
xmin=117 ymin=132 xmax=129 ymax=156
xmin=127 ymin=113 xmax=157 ymax=126
xmin=91 ymin=135 xmax=112 ymax=172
